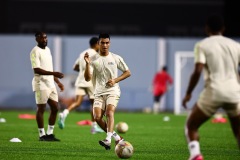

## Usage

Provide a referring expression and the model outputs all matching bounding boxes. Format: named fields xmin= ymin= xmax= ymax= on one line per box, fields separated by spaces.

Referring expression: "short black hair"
xmin=162 ymin=66 xmax=167 ymax=71
xmin=89 ymin=37 xmax=98 ymax=46
xmin=99 ymin=33 xmax=110 ymax=40
xmin=206 ymin=14 xmax=224 ymax=32
xmin=35 ymin=31 xmax=44 ymax=38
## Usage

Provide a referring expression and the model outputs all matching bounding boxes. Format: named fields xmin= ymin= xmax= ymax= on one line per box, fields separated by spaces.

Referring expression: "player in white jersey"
xmin=30 ymin=32 xmax=64 ymax=141
xmin=84 ymin=33 xmax=131 ymax=150
xmin=182 ymin=15 xmax=240 ymax=160
xmin=58 ymin=37 xmax=103 ymax=134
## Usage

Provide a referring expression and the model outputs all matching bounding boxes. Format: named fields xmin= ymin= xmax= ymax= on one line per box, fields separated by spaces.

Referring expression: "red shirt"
xmin=153 ymin=70 xmax=173 ymax=96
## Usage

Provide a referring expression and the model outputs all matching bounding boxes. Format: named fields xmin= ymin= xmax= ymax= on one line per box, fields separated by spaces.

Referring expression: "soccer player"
xmin=182 ymin=14 xmax=240 ymax=160
xmin=84 ymin=33 xmax=131 ymax=150
xmin=152 ymin=66 xmax=173 ymax=113
xmin=58 ymin=37 xmax=103 ymax=134
xmin=30 ymin=32 xmax=64 ymax=141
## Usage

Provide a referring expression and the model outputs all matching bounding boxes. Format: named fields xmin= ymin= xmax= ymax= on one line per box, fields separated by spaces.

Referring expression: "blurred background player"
xmin=182 ymin=14 xmax=240 ymax=160
xmin=152 ymin=66 xmax=173 ymax=114
xmin=58 ymin=37 xmax=103 ymax=134
xmin=84 ymin=33 xmax=131 ymax=150
xmin=30 ymin=31 xmax=64 ymax=141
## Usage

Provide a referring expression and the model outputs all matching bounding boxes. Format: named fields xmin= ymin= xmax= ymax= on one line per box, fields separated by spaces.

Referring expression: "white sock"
xmin=92 ymin=121 xmax=97 ymax=128
xmin=188 ymin=141 xmax=201 ymax=158
xmin=153 ymin=102 xmax=159 ymax=113
xmin=38 ymin=128 xmax=46 ymax=137
xmin=112 ymin=131 xmax=121 ymax=141
xmin=106 ymin=132 xmax=113 ymax=142
xmin=63 ymin=109 xmax=69 ymax=120
xmin=47 ymin=125 xmax=54 ymax=135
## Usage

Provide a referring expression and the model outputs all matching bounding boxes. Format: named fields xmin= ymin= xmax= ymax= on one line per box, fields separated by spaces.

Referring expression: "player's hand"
xmin=106 ymin=79 xmax=115 ymax=88
xmin=53 ymin=72 xmax=64 ymax=79
xmin=182 ymin=94 xmax=191 ymax=109
xmin=57 ymin=82 xmax=64 ymax=92
xmin=84 ymin=52 xmax=90 ymax=64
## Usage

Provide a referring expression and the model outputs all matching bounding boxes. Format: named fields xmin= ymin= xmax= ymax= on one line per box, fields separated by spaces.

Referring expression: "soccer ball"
xmin=116 ymin=122 xmax=129 ymax=133
xmin=115 ymin=141 xmax=134 ymax=159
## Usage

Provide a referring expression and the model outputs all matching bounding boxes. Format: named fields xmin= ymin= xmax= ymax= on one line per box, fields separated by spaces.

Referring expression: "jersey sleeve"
xmin=115 ymin=55 xmax=129 ymax=72
xmin=30 ymin=49 xmax=40 ymax=69
xmin=194 ymin=42 xmax=206 ymax=64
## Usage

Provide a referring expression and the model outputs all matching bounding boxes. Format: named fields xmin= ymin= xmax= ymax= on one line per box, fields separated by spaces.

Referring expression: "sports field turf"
xmin=0 ymin=110 xmax=239 ymax=160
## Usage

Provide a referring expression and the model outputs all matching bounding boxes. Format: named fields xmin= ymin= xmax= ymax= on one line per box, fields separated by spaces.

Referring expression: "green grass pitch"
xmin=0 ymin=110 xmax=239 ymax=160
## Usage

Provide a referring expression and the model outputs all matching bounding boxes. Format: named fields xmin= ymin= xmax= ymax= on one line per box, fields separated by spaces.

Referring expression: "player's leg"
xmin=35 ymin=90 xmax=47 ymax=141
xmin=93 ymin=103 xmax=106 ymax=132
xmin=58 ymin=87 xmax=85 ymax=129
xmin=98 ymin=103 xmax=115 ymax=150
xmin=61 ymin=95 xmax=83 ymax=120
xmin=45 ymin=89 xmax=60 ymax=141
xmin=62 ymin=87 xmax=85 ymax=116
xmin=99 ymin=95 xmax=123 ymax=150
xmin=153 ymin=95 xmax=161 ymax=114
xmin=90 ymin=98 xmax=104 ymax=134
xmin=228 ymin=115 xmax=240 ymax=149
xmin=93 ymin=96 xmax=111 ymax=149
xmin=87 ymin=87 xmax=104 ymax=134
xmin=224 ymin=103 xmax=240 ymax=149
xmin=185 ymin=103 xmax=210 ymax=160
xmin=36 ymin=104 xmax=47 ymax=141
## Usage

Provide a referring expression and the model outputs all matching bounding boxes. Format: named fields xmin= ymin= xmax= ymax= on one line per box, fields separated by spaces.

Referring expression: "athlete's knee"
xmin=94 ymin=115 xmax=102 ymax=122
xmin=105 ymin=110 xmax=114 ymax=118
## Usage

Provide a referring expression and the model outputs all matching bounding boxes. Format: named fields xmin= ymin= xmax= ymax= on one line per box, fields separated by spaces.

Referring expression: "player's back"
xmin=199 ymin=35 xmax=240 ymax=102
xmin=75 ymin=48 xmax=98 ymax=87
xmin=200 ymin=36 xmax=240 ymax=80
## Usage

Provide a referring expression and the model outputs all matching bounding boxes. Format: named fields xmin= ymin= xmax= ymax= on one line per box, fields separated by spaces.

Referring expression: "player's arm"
xmin=33 ymin=68 xmax=64 ymax=79
xmin=115 ymin=70 xmax=131 ymax=83
xmin=54 ymin=77 xmax=64 ymax=92
xmin=73 ymin=58 xmax=80 ymax=72
xmin=182 ymin=63 xmax=204 ymax=108
xmin=73 ymin=64 xmax=79 ymax=72
xmin=106 ymin=70 xmax=131 ymax=87
xmin=84 ymin=52 xmax=92 ymax=81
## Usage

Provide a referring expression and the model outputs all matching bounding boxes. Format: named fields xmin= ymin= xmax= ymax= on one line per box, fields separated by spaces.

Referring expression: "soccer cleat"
xmin=91 ymin=126 xmax=104 ymax=134
xmin=39 ymin=135 xmax=47 ymax=141
xmin=189 ymin=154 xmax=204 ymax=160
xmin=99 ymin=139 xmax=111 ymax=150
xmin=58 ymin=113 xmax=65 ymax=129
xmin=45 ymin=134 xmax=60 ymax=142
xmin=115 ymin=136 xmax=124 ymax=145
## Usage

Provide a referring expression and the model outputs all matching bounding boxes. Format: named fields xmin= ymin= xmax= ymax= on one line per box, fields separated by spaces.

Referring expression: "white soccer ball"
xmin=115 ymin=141 xmax=134 ymax=159
xmin=116 ymin=122 xmax=129 ymax=133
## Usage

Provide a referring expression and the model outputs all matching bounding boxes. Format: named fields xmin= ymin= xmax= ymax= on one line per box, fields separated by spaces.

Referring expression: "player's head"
xmin=205 ymin=14 xmax=225 ymax=35
xmin=89 ymin=37 xmax=99 ymax=51
xmin=162 ymin=66 xmax=167 ymax=71
xmin=99 ymin=33 xmax=110 ymax=40
xmin=98 ymin=33 xmax=110 ymax=54
xmin=89 ymin=37 xmax=98 ymax=47
xmin=35 ymin=31 xmax=47 ymax=48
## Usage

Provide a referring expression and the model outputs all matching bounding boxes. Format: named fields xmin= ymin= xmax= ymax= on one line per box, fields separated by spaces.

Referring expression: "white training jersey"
xmin=74 ymin=48 xmax=97 ymax=87
xmin=30 ymin=46 xmax=55 ymax=91
xmin=89 ymin=52 xmax=129 ymax=96
xmin=194 ymin=35 xmax=240 ymax=102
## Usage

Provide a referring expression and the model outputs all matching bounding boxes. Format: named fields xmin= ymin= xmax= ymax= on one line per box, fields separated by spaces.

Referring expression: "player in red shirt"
xmin=152 ymin=66 xmax=173 ymax=113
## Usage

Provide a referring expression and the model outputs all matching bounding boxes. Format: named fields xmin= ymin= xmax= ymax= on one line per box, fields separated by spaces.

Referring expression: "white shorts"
xmin=197 ymin=97 xmax=240 ymax=117
xmin=93 ymin=94 xmax=120 ymax=111
xmin=75 ymin=87 xmax=94 ymax=99
xmin=35 ymin=88 xmax=58 ymax=104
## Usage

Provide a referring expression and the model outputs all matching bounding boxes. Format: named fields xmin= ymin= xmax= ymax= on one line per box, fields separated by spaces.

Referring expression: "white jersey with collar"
xmin=74 ymin=48 xmax=97 ymax=87
xmin=194 ymin=35 xmax=240 ymax=102
xmin=89 ymin=52 xmax=129 ymax=96
xmin=30 ymin=46 xmax=55 ymax=91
